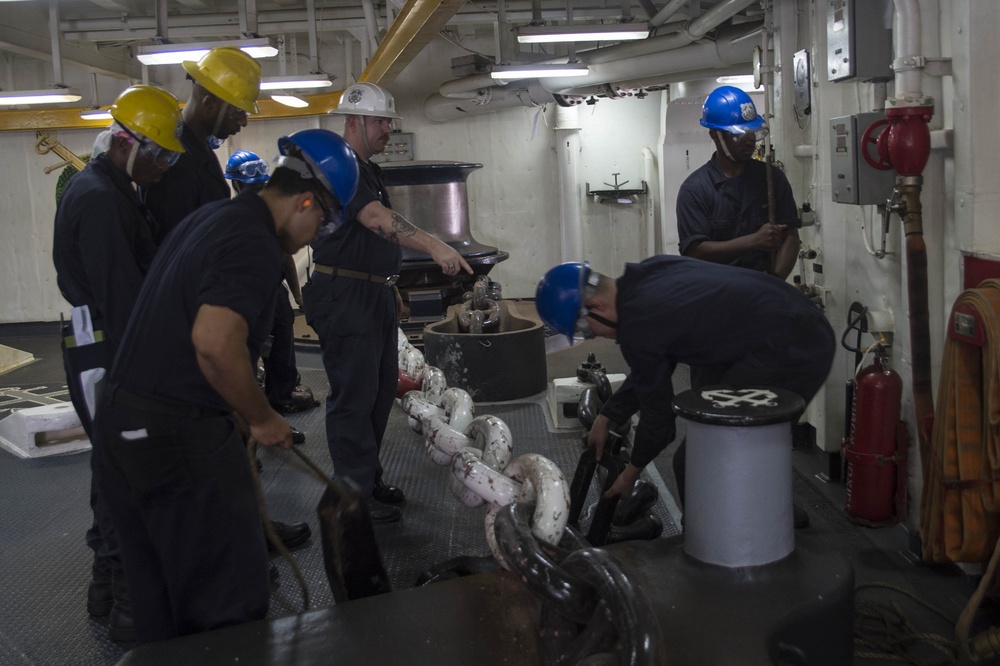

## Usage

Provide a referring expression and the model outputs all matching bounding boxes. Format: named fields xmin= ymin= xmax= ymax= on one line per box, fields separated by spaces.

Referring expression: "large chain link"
xmin=397 ymin=332 xmax=665 ymax=665
xmin=457 ymin=276 xmax=502 ymax=333
xmin=494 ymin=502 xmax=668 ymax=666
xmin=397 ymin=330 xmax=570 ymax=566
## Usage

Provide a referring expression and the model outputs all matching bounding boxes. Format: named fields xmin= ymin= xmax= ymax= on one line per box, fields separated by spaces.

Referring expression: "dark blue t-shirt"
xmin=676 ymin=156 xmax=800 ymax=273
xmin=140 ymin=122 xmax=231 ymax=245
xmin=110 ymin=191 xmax=282 ymax=412
xmin=311 ymin=158 xmax=401 ymax=277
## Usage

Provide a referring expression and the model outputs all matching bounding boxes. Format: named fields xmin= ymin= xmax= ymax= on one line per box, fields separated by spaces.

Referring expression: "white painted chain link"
xmin=397 ymin=329 xmax=570 ymax=567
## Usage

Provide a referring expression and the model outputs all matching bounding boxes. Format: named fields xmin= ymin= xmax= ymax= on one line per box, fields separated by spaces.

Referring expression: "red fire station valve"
xmin=860 ymin=118 xmax=893 ymax=171
xmin=860 ymin=106 xmax=934 ymax=177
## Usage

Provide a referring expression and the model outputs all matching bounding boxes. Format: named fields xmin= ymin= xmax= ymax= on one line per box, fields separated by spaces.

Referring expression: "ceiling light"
xmin=137 ymin=38 xmax=278 ymax=66
xmin=716 ymin=74 xmax=756 ymax=85
xmin=79 ymin=107 xmax=113 ymax=121
xmin=0 ymin=88 xmax=82 ymax=105
xmin=271 ymin=93 xmax=309 ymax=108
xmin=259 ymin=74 xmax=333 ymax=91
xmin=490 ymin=63 xmax=590 ymax=81
xmin=516 ymin=23 xmax=649 ymax=44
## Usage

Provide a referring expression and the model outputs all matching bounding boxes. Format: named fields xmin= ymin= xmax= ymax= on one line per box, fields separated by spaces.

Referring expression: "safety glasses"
xmin=118 ymin=124 xmax=182 ymax=168
xmin=724 ymin=128 xmax=769 ymax=144
xmin=226 ymin=104 xmax=249 ymax=123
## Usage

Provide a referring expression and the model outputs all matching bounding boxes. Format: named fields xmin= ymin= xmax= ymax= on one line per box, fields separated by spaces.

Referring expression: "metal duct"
xmin=425 ymin=21 xmax=758 ymax=121
xmin=425 ymin=80 xmax=554 ymax=122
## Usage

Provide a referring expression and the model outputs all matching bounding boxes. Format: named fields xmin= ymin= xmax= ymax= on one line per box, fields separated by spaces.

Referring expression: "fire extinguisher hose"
xmin=919 ymin=279 xmax=1000 ymax=565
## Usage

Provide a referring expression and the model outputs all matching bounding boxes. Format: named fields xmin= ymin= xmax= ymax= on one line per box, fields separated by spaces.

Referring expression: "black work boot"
xmin=107 ymin=573 xmax=135 ymax=643
xmin=87 ymin=559 xmax=113 ymax=617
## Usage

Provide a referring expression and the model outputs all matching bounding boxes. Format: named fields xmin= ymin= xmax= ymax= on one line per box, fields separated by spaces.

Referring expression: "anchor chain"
xmin=397 ymin=331 xmax=571 ymax=566
xmin=457 ymin=276 xmax=502 ymax=333
xmin=494 ymin=502 xmax=668 ymax=666
xmin=396 ymin=333 xmax=667 ymax=665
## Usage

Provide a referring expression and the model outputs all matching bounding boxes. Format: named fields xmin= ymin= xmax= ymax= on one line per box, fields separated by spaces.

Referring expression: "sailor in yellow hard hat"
xmin=139 ymin=46 xmax=263 ymax=244
xmin=52 ymin=83 xmax=185 ymax=644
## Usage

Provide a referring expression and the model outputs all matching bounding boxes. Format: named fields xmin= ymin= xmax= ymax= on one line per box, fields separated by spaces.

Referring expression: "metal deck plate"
xmin=0 ymin=369 xmax=677 ymax=665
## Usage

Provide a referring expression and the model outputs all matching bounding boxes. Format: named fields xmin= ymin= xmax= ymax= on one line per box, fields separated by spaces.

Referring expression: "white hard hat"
xmin=329 ymin=82 xmax=402 ymax=119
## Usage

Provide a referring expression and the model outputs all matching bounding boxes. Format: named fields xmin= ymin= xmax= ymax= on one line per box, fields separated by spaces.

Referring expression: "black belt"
xmin=313 ymin=263 xmax=399 ymax=287
xmin=109 ymin=385 xmax=229 ymax=419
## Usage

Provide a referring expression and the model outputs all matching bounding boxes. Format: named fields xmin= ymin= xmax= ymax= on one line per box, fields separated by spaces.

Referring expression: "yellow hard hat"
xmin=182 ymin=46 xmax=261 ymax=114
xmin=109 ymin=85 xmax=185 ymax=153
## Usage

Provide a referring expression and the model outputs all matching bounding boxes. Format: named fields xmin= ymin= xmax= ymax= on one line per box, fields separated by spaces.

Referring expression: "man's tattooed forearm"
xmin=380 ymin=212 xmax=418 ymax=245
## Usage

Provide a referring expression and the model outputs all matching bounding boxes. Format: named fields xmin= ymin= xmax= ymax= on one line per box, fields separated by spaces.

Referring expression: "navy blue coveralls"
xmin=139 ymin=122 xmax=230 ymax=245
xmin=676 ymin=155 xmax=800 ymax=273
xmin=94 ymin=192 xmax=280 ymax=643
xmin=52 ymin=153 xmax=159 ymax=576
xmin=302 ymin=159 xmax=399 ymax=497
xmin=598 ymin=256 xmax=835 ymax=495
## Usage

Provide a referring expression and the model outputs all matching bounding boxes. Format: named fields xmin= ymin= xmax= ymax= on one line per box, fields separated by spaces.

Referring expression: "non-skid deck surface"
xmin=0 ymin=369 xmax=677 ymax=665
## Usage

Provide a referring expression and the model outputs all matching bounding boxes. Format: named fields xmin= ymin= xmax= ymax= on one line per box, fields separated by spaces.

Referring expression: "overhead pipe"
xmin=555 ymin=105 xmax=583 ymax=262
xmin=539 ymin=3 xmax=759 ymax=91
xmin=424 ymin=80 xmax=554 ymax=122
xmin=635 ymin=0 xmax=658 ymax=22
xmin=544 ymin=29 xmax=757 ymax=92
xmin=47 ymin=0 xmax=64 ymax=85
xmin=360 ymin=0 xmax=382 ymax=55
xmin=649 ymin=0 xmax=690 ymax=28
xmin=439 ymin=73 xmax=506 ymax=99
xmin=428 ymin=22 xmax=758 ymax=121
xmin=237 ymin=0 xmax=259 ymax=37
xmin=306 ymin=0 xmax=320 ymax=72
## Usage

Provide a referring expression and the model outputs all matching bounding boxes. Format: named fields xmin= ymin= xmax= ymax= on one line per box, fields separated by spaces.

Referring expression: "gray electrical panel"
xmin=830 ymin=113 xmax=897 ymax=205
xmin=371 ymin=132 xmax=415 ymax=163
xmin=826 ymin=0 xmax=893 ymax=82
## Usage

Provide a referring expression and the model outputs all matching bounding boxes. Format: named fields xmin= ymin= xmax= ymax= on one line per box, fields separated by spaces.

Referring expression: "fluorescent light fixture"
xmin=260 ymin=74 xmax=333 ymax=91
xmin=716 ymin=74 xmax=756 ymax=85
xmin=0 ymin=88 xmax=82 ymax=105
xmin=137 ymin=38 xmax=278 ymax=66
xmin=79 ymin=107 xmax=113 ymax=121
xmin=271 ymin=93 xmax=309 ymax=108
xmin=516 ymin=22 xmax=649 ymax=44
xmin=490 ymin=63 xmax=590 ymax=81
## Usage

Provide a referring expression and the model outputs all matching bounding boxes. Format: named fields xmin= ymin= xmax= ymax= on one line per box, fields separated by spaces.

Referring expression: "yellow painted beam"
xmin=0 ymin=0 xmax=466 ymax=132
xmin=362 ymin=0 xmax=468 ymax=87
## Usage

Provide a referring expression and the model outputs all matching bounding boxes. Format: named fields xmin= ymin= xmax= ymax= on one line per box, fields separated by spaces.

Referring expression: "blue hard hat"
xmin=225 ymin=150 xmax=270 ymax=184
xmin=536 ymin=262 xmax=589 ymax=345
xmin=277 ymin=129 xmax=359 ymax=206
xmin=700 ymin=85 xmax=766 ymax=135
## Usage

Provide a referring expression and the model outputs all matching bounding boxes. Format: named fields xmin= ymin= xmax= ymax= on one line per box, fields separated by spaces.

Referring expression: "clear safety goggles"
xmin=236 ymin=159 xmax=269 ymax=179
xmin=724 ymin=127 xmax=769 ymax=144
xmin=119 ymin=125 xmax=182 ymax=168
xmin=571 ymin=274 xmax=601 ymax=341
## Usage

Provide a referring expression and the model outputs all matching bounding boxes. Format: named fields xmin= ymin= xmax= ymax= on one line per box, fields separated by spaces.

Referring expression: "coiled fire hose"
xmin=917 ymin=279 xmax=1000 ymax=661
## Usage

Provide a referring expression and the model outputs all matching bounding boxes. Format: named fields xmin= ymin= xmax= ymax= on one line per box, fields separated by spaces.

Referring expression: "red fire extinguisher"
xmin=843 ymin=347 xmax=907 ymax=526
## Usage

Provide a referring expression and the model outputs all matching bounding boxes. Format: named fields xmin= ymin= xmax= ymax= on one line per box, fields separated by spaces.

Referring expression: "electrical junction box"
xmin=826 ymin=0 xmax=893 ymax=82
xmin=829 ymin=113 xmax=897 ymax=205
xmin=547 ymin=374 xmax=627 ymax=429
xmin=371 ymin=132 xmax=414 ymax=164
